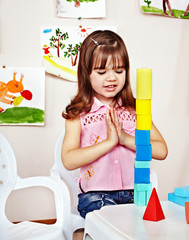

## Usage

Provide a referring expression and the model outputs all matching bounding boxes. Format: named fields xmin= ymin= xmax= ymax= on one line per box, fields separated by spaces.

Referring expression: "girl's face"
xmin=90 ymin=56 xmax=126 ymax=105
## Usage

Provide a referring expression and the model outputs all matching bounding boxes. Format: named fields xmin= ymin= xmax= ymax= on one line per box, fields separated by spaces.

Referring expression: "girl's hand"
xmin=110 ymin=108 xmax=127 ymax=146
xmin=106 ymin=108 xmax=119 ymax=147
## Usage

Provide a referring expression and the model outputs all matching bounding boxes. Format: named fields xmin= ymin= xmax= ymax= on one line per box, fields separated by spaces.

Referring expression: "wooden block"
xmin=135 ymin=129 xmax=150 ymax=146
xmin=175 ymin=186 xmax=189 ymax=197
xmin=136 ymin=145 xmax=152 ymax=161
xmin=134 ymin=183 xmax=152 ymax=191
xmin=185 ymin=202 xmax=189 ymax=224
xmin=134 ymin=168 xmax=150 ymax=184
xmin=136 ymin=114 xmax=152 ymax=130
xmin=136 ymin=68 xmax=152 ymax=100
xmin=134 ymin=189 xmax=146 ymax=206
xmin=136 ymin=99 xmax=151 ymax=115
xmin=134 ymin=188 xmax=152 ymax=206
xmin=135 ymin=160 xmax=151 ymax=168
xmin=146 ymin=189 xmax=152 ymax=203
xmin=143 ymin=188 xmax=165 ymax=222
xmin=168 ymin=193 xmax=189 ymax=206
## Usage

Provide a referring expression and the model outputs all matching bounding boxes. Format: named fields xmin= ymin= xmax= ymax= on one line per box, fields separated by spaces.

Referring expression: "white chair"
xmin=50 ymin=130 xmax=85 ymax=240
xmin=0 ymin=132 xmax=69 ymax=240
xmin=150 ymin=168 xmax=158 ymax=190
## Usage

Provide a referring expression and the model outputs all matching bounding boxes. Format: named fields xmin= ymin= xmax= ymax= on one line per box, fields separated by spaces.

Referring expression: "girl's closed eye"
xmin=96 ymin=69 xmax=106 ymax=75
xmin=115 ymin=68 xmax=125 ymax=74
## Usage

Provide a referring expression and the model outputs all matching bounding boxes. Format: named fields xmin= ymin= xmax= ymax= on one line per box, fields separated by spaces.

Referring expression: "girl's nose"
xmin=106 ymin=71 xmax=116 ymax=81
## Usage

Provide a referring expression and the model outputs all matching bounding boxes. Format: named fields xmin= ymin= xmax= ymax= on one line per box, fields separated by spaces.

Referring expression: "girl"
xmin=62 ymin=30 xmax=168 ymax=218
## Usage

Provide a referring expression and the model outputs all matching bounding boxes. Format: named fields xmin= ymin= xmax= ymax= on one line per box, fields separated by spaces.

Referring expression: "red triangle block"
xmin=143 ymin=188 xmax=165 ymax=222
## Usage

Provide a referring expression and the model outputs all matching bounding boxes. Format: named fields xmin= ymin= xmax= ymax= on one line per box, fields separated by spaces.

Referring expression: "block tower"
xmin=134 ymin=68 xmax=153 ymax=206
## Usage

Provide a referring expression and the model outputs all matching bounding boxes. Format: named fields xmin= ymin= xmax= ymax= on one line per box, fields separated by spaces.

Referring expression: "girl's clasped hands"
xmin=106 ymin=108 xmax=125 ymax=147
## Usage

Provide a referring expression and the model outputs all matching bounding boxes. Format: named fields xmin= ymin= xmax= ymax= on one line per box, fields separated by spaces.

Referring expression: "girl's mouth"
xmin=104 ymin=85 xmax=117 ymax=88
xmin=104 ymin=85 xmax=117 ymax=91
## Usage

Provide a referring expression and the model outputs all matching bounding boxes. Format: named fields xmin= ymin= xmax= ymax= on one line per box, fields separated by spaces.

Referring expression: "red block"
xmin=143 ymin=188 xmax=165 ymax=222
xmin=185 ymin=202 xmax=189 ymax=224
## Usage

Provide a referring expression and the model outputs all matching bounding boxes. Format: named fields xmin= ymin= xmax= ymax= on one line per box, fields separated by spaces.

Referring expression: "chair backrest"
xmin=51 ymin=130 xmax=80 ymax=207
xmin=150 ymin=168 xmax=158 ymax=190
xmin=0 ymin=132 xmax=18 ymax=226
xmin=0 ymin=132 xmax=68 ymax=240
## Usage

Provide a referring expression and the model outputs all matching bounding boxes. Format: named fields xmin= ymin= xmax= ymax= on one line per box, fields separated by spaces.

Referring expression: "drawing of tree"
xmin=49 ymin=28 xmax=69 ymax=57
xmin=144 ymin=0 xmax=151 ymax=8
xmin=141 ymin=0 xmax=189 ymax=19
xmin=64 ymin=42 xmax=82 ymax=66
xmin=66 ymin=0 xmax=99 ymax=8
xmin=184 ymin=4 xmax=189 ymax=16
xmin=163 ymin=0 xmax=174 ymax=16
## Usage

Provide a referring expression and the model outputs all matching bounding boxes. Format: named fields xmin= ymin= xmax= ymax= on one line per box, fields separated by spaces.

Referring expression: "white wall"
xmin=0 ymin=0 xmax=189 ymax=222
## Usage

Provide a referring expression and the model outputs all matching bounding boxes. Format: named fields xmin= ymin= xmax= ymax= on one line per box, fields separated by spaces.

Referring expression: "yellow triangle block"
xmin=136 ymin=99 xmax=151 ymax=115
xmin=137 ymin=114 xmax=152 ymax=130
xmin=137 ymin=69 xmax=152 ymax=100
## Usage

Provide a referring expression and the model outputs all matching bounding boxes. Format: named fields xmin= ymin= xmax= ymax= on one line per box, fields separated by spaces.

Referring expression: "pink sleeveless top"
xmin=79 ymin=97 xmax=136 ymax=192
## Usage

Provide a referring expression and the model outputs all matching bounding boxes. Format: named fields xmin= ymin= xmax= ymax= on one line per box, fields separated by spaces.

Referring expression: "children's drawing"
xmin=139 ymin=0 xmax=189 ymax=19
xmin=41 ymin=26 xmax=117 ymax=82
xmin=0 ymin=67 xmax=45 ymax=125
xmin=56 ymin=0 xmax=106 ymax=18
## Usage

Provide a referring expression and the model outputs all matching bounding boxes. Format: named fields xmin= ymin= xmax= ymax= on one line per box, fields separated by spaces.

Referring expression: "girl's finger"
xmin=114 ymin=109 xmax=119 ymax=126
xmin=110 ymin=108 xmax=116 ymax=123
xmin=106 ymin=109 xmax=112 ymax=125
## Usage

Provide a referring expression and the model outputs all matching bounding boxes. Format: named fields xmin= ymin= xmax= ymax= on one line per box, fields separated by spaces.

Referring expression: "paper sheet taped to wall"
xmin=0 ymin=67 xmax=45 ymax=126
xmin=40 ymin=26 xmax=117 ymax=82
xmin=139 ymin=0 xmax=189 ymax=19
xmin=56 ymin=0 xmax=106 ymax=18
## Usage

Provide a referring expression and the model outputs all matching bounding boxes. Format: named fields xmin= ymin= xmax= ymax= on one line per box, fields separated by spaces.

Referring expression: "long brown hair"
xmin=62 ymin=30 xmax=135 ymax=119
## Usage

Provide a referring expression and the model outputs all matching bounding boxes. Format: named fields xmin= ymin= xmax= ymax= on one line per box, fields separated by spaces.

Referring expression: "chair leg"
xmin=73 ymin=229 xmax=84 ymax=240
xmin=84 ymin=233 xmax=93 ymax=240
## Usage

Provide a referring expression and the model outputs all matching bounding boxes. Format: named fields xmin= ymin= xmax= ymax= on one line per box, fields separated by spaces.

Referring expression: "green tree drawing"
xmin=66 ymin=0 xmax=98 ymax=2
xmin=64 ymin=43 xmax=82 ymax=66
xmin=144 ymin=0 xmax=151 ymax=7
xmin=49 ymin=28 xmax=69 ymax=57
xmin=66 ymin=0 xmax=98 ymax=8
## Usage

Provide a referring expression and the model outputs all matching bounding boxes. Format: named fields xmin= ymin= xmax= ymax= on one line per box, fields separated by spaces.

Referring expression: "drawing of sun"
xmin=76 ymin=26 xmax=92 ymax=38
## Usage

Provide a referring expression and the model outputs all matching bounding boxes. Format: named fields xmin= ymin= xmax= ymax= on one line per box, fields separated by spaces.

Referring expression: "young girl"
xmin=62 ymin=30 xmax=168 ymax=218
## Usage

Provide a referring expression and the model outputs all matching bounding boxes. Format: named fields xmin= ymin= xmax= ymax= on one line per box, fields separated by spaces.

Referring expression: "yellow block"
xmin=137 ymin=68 xmax=152 ymax=99
xmin=136 ymin=99 xmax=151 ymax=115
xmin=137 ymin=114 xmax=152 ymax=130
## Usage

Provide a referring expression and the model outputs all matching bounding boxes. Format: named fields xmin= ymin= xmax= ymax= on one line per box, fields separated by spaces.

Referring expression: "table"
xmin=84 ymin=201 xmax=189 ymax=240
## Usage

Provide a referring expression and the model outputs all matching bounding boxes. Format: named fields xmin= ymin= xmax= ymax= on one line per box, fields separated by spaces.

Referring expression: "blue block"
xmin=168 ymin=192 xmax=189 ymax=206
xmin=135 ymin=129 xmax=150 ymax=146
xmin=136 ymin=145 xmax=152 ymax=161
xmin=175 ymin=186 xmax=189 ymax=197
xmin=134 ymin=188 xmax=152 ymax=206
xmin=135 ymin=159 xmax=151 ymax=168
xmin=134 ymin=189 xmax=146 ymax=206
xmin=134 ymin=183 xmax=152 ymax=191
xmin=134 ymin=168 xmax=150 ymax=183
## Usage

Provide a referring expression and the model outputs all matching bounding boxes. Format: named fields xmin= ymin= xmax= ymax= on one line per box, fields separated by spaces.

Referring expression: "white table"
xmin=84 ymin=201 xmax=189 ymax=240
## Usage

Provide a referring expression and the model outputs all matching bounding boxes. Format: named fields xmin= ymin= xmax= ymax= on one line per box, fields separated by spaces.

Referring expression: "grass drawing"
xmin=0 ymin=107 xmax=44 ymax=124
